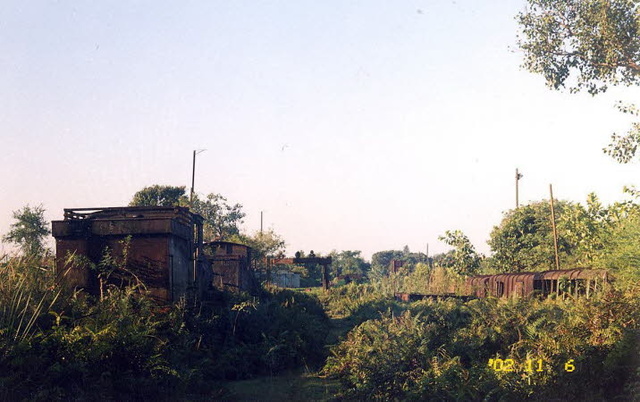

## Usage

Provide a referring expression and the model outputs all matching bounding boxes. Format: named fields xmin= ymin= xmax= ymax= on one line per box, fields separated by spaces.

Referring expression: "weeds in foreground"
xmin=0 ymin=256 xmax=330 ymax=400
xmin=323 ymin=292 xmax=640 ymax=400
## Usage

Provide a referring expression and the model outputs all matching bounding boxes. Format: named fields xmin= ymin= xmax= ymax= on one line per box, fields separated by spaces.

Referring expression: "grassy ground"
xmin=220 ymin=287 xmax=344 ymax=401
xmin=222 ymin=372 xmax=340 ymax=401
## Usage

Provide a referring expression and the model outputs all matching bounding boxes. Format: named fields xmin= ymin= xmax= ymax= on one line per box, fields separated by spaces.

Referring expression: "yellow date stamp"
xmin=488 ymin=358 xmax=576 ymax=373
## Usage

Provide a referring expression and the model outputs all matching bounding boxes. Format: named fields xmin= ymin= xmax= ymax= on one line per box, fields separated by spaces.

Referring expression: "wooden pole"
xmin=515 ymin=168 xmax=523 ymax=209
xmin=190 ymin=150 xmax=196 ymax=206
xmin=190 ymin=149 xmax=206 ymax=207
xmin=515 ymin=168 xmax=520 ymax=208
xmin=549 ymin=184 xmax=560 ymax=270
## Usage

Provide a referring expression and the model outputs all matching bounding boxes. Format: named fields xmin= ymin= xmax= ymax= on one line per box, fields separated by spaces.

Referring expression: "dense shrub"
xmin=323 ymin=292 xmax=640 ymax=400
xmin=0 ymin=257 xmax=330 ymax=399
xmin=1 ymin=286 xmax=176 ymax=400
xmin=180 ymin=286 xmax=330 ymax=380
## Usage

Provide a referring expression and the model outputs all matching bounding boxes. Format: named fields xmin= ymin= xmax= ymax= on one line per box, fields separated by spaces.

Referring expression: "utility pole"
xmin=260 ymin=211 xmax=263 ymax=234
xmin=515 ymin=168 xmax=523 ymax=208
xmin=549 ymin=184 xmax=560 ymax=270
xmin=190 ymin=149 xmax=206 ymax=206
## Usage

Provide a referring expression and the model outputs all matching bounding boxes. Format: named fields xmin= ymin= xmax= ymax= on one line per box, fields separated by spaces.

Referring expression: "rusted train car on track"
xmin=467 ymin=269 xmax=609 ymax=299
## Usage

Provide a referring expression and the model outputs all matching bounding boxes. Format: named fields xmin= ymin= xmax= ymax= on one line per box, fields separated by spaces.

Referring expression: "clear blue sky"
xmin=2 ymin=1 xmax=639 ymax=259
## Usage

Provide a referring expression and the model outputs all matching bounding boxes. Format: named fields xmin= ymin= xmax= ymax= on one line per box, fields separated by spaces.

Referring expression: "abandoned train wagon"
xmin=204 ymin=241 xmax=259 ymax=294
xmin=467 ymin=269 xmax=610 ymax=299
xmin=52 ymin=206 xmax=210 ymax=303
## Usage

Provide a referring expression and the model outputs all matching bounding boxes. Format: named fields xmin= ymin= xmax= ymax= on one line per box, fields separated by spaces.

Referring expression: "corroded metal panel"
xmin=205 ymin=241 xmax=258 ymax=293
xmin=90 ymin=219 xmax=174 ymax=237
xmin=466 ymin=269 xmax=610 ymax=299
xmin=53 ymin=206 xmax=206 ymax=303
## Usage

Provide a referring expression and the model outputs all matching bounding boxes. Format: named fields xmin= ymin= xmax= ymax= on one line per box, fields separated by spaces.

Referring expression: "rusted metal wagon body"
xmin=394 ymin=293 xmax=475 ymax=302
xmin=467 ymin=269 xmax=609 ymax=299
xmin=52 ymin=206 xmax=208 ymax=303
xmin=204 ymin=241 xmax=258 ymax=293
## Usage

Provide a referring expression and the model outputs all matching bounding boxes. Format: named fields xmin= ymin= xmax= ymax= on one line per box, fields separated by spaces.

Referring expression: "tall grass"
xmin=0 ymin=255 xmax=62 ymax=347
xmin=0 ymin=253 xmax=331 ymax=400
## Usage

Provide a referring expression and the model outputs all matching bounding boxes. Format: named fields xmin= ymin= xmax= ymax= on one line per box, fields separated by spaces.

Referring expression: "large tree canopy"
xmin=190 ymin=193 xmax=245 ymax=241
xmin=370 ymin=248 xmax=428 ymax=278
xmin=129 ymin=185 xmax=245 ymax=241
xmin=129 ymin=185 xmax=186 ymax=207
xmin=3 ymin=205 xmax=51 ymax=257
xmin=329 ymin=250 xmax=371 ymax=278
xmin=488 ymin=200 xmax=586 ymax=272
xmin=518 ymin=0 xmax=640 ymax=163
xmin=518 ymin=0 xmax=640 ymax=95
xmin=487 ymin=194 xmax=637 ymax=272
xmin=230 ymin=229 xmax=286 ymax=264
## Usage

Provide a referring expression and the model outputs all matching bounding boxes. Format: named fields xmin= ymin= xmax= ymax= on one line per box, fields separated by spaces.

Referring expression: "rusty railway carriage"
xmin=467 ymin=269 xmax=610 ymax=299
xmin=52 ymin=206 xmax=209 ymax=303
xmin=204 ymin=241 xmax=258 ymax=293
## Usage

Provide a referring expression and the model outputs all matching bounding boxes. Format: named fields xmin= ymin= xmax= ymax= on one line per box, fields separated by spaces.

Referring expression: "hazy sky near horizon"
xmin=2 ymin=1 xmax=640 ymax=260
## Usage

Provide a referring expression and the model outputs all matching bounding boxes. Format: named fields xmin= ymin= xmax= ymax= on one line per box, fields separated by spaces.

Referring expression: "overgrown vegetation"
xmin=0 ymin=256 xmax=329 ymax=400
xmin=4 ymin=183 xmax=640 ymax=400
xmin=323 ymin=287 xmax=640 ymax=400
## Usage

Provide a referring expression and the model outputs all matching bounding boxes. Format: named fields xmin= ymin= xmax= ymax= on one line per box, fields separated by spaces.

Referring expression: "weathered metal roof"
xmin=470 ymin=268 xmax=607 ymax=281
xmin=537 ymin=268 xmax=608 ymax=280
xmin=62 ymin=206 xmax=203 ymax=225
xmin=204 ymin=240 xmax=251 ymax=249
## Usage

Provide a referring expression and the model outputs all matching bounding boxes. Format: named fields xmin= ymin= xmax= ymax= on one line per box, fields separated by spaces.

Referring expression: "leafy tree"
xmin=431 ymin=250 xmax=454 ymax=267
xmin=370 ymin=248 xmax=429 ymax=278
xmin=129 ymin=185 xmax=186 ymax=206
xmin=517 ymin=0 xmax=640 ymax=162
xmin=596 ymin=214 xmax=640 ymax=285
xmin=190 ymin=193 xmax=246 ymax=241
xmin=604 ymin=102 xmax=640 ymax=163
xmin=486 ymin=195 xmax=633 ymax=272
xmin=129 ymin=185 xmax=245 ymax=241
xmin=558 ymin=192 xmax=621 ymax=264
xmin=488 ymin=200 xmax=576 ymax=272
xmin=328 ymin=250 xmax=371 ymax=279
xmin=2 ymin=205 xmax=50 ymax=257
xmin=230 ymin=229 xmax=286 ymax=264
xmin=437 ymin=230 xmax=482 ymax=276
xmin=370 ymin=250 xmax=404 ymax=278
xmin=518 ymin=0 xmax=640 ymax=95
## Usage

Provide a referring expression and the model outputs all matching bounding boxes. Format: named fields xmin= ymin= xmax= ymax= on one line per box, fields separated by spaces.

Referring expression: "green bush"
xmin=0 ymin=256 xmax=331 ymax=399
xmin=324 ymin=292 xmax=640 ymax=400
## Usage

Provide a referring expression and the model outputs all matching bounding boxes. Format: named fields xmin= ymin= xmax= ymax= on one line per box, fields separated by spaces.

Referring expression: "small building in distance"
xmin=271 ymin=270 xmax=301 ymax=288
xmin=204 ymin=241 xmax=259 ymax=293
xmin=52 ymin=206 xmax=209 ymax=303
